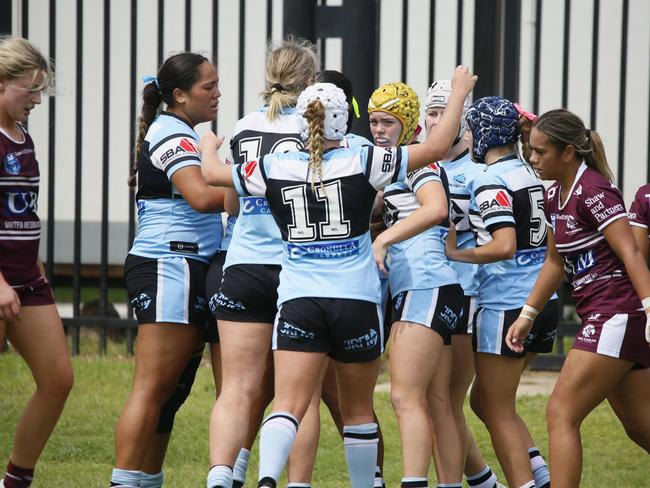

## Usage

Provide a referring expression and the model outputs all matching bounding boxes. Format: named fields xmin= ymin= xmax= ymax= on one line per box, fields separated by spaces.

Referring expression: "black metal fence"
xmin=1 ymin=0 xmax=648 ymax=370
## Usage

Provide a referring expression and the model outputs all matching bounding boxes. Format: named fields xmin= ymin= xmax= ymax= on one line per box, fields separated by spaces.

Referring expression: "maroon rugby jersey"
xmin=545 ymin=163 xmax=640 ymax=317
xmin=628 ymin=183 xmax=650 ymax=237
xmin=0 ymin=124 xmax=42 ymax=286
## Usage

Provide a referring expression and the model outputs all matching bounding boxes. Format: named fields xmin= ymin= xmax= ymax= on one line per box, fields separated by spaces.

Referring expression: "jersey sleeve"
xmin=628 ymin=185 xmax=650 ymax=230
xmin=149 ymin=134 xmax=201 ymax=179
xmin=406 ymin=165 xmax=441 ymax=194
xmin=473 ymin=173 xmax=515 ymax=233
xmin=232 ymin=157 xmax=268 ymax=197
xmin=543 ymin=185 xmax=559 ymax=228
xmin=361 ymin=146 xmax=409 ymax=190
xmin=580 ymin=180 xmax=627 ymax=232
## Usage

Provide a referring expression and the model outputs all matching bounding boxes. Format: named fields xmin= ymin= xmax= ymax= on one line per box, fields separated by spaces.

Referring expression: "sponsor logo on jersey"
xmin=137 ymin=200 xmax=145 ymax=215
xmin=343 ymin=328 xmax=378 ymax=351
xmin=130 ymin=293 xmax=152 ymax=310
xmin=515 ymin=248 xmax=546 ymax=267
xmin=159 ymin=137 xmax=199 ymax=165
xmin=241 ymin=196 xmax=271 ymax=215
xmin=563 ymin=249 xmax=596 ymax=276
xmin=585 ymin=192 xmax=604 ymax=207
xmin=170 ymin=241 xmax=199 ymax=254
xmin=478 ymin=188 xmax=511 ymax=216
xmin=287 ymin=239 xmax=360 ymax=260
xmin=277 ymin=320 xmax=316 ymax=341
xmin=591 ymin=203 xmax=624 ymax=224
xmin=586 ymin=313 xmax=601 ymax=322
xmin=381 ymin=150 xmax=394 ymax=172
xmin=4 ymin=153 xmax=20 ymax=175
xmin=244 ymin=159 xmax=258 ymax=179
xmin=5 ymin=191 xmax=38 ymax=214
xmin=574 ymin=185 xmax=582 ymax=196
xmin=546 ymin=186 xmax=557 ymax=200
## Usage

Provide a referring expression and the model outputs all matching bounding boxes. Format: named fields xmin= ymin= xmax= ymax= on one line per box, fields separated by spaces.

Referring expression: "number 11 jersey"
xmin=232 ymin=145 xmax=408 ymax=305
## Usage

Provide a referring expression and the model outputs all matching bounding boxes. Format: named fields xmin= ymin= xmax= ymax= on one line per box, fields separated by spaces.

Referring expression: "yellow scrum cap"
xmin=368 ymin=82 xmax=420 ymax=146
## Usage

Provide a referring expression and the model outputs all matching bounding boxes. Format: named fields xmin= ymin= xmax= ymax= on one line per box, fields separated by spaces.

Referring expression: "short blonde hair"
xmin=0 ymin=37 xmax=52 ymax=91
xmin=261 ymin=37 xmax=318 ymax=121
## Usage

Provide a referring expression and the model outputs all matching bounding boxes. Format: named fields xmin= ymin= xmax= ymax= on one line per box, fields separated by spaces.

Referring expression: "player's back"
xmin=226 ymin=107 xmax=303 ymax=268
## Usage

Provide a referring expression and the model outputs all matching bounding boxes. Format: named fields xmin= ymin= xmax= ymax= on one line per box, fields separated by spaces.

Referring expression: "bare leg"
xmin=428 ymin=345 xmax=464 ymax=483
xmin=389 ymin=321 xmax=444 ymax=478
xmin=287 ymin=360 xmax=329 ymax=484
xmin=547 ymin=349 xmax=636 ymax=488
xmin=474 ymin=353 xmax=533 ymax=487
xmin=6 ymin=305 xmax=73 ymax=468
xmin=209 ymin=320 xmax=273 ymax=466
xmin=607 ymin=367 xmax=650 ymax=451
xmin=114 ymin=323 xmax=200 ymax=469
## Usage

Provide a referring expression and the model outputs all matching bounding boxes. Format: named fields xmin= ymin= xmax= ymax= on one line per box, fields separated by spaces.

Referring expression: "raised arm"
xmin=406 ymin=66 xmax=477 ymax=170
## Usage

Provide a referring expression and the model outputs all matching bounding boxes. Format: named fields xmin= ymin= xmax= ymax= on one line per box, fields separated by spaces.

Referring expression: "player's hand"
xmin=372 ymin=237 xmax=389 ymax=277
xmin=199 ymin=130 xmax=224 ymax=156
xmin=0 ymin=279 xmax=20 ymax=321
xmin=505 ymin=316 xmax=533 ymax=353
xmin=451 ymin=65 xmax=478 ymax=97
xmin=444 ymin=224 xmax=458 ymax=260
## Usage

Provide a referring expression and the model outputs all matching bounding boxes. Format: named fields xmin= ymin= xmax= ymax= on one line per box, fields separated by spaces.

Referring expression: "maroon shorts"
xmin=12 ymin=274 xmax=55 ymax=307
xmin=573 ymin=312 xmax=650 ymax=368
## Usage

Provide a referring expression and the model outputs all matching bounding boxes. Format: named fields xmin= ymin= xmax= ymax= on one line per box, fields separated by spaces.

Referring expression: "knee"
xmin=390 ymin=384 xmax=426 ymax=417
xmin=546 ymin=394 xmax=579 ymax=432
xmin=38 ymin=363 xmax=74 ymax=401
xmin=427 ymin=387 xmax=452 ymax=418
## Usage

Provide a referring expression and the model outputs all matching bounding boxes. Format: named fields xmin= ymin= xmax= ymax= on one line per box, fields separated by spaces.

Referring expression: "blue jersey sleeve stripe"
xmin=391 ymin=147 xmax=403 ymax=184
xmin=483 ymin=211 xmax=514 ymax=220
xmin=232 ymin=164 xmax=251 ymax=196
xmin=165 ymin=159 xmax=201 ymax=179
xmin=410 ymin=172 xmax=438 ymax=191
xmin=475 ymin=183 xmax=512 ymax=194
xmin=163 ymin=156 xmax=201 ymax=175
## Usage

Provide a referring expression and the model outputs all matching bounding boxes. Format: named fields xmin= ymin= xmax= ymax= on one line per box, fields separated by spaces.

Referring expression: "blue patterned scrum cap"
xmin=465 ymin=96 xmax=519 ymax=163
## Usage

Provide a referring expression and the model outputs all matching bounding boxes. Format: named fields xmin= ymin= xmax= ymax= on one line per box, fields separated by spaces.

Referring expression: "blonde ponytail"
xmin=304 ymin=100 xmax=325 ymax=192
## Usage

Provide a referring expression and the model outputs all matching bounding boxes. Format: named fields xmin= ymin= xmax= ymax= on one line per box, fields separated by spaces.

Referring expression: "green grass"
xmin=52 ymin=286 xmax=128 ymax=305
xmin=0 ymin=352 xmax=646 ymax=487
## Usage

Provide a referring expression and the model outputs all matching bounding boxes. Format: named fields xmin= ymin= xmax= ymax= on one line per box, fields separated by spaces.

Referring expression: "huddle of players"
xmin=2 ymin=34 xmax=649 ymax=488
xmin=106 ymin=36 xmax=650 ymax=488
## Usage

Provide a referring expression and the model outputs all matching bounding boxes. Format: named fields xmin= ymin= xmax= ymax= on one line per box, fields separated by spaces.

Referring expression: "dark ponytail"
xmin=128 ymin=52 xmax=209 ymax=187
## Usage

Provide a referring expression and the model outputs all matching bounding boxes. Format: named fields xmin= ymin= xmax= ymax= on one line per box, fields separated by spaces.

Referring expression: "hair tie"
xmin=514 ymin=102 xmax=537 ymax=121
xmin=142 ymin=75 xmax=160 ymax=90
xmin=271 ymin=83 xmax=285 ymax=93
xmin=351 ymin=97 xmax=360 ymax=119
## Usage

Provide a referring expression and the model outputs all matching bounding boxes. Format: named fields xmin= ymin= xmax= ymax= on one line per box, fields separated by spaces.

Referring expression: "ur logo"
xmin=582 ymin=324 xmax=596 ymax=338
xmin=4 ymin=153 xmax=20 ymax=175
xmin=7 ymin=191 xmax=38 ymax=214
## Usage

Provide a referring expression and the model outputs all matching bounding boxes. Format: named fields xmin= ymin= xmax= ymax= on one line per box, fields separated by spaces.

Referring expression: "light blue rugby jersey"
xmin=231 ymin=144 xmax=409 ymax=304
xmin=438 ymin=150 xmax=482 ymax=296
xmin=225 ymin=107 xmax=303 ymax=268
xmin=130 ymin=112 xmax=222 ymax=263
xmin=382 ymin=165 xmax=459 ymax=296
xmin=468 ymin=155 xmax=548 ymax=310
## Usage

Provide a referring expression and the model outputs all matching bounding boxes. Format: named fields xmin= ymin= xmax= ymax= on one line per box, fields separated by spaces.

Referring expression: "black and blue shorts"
xmin=274 ymin=297 xmax=383 ymax=363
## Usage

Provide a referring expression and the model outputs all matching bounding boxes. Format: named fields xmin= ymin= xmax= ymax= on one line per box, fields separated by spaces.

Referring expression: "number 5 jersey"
xmin=468 ymin=155 xmax=548 ymax=309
